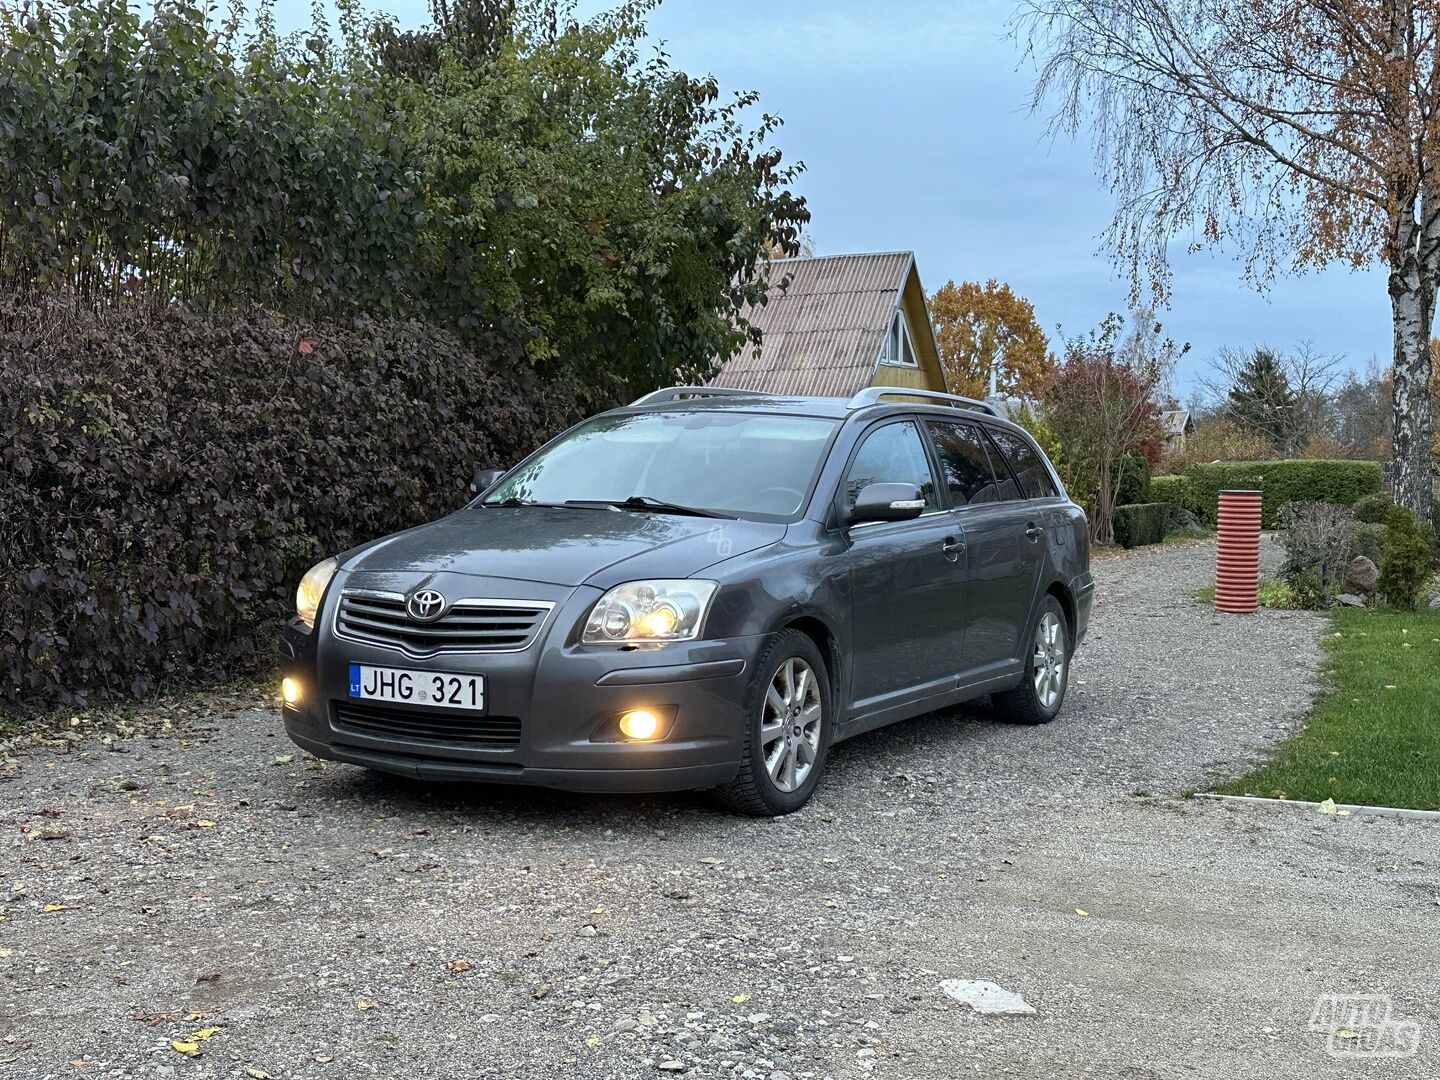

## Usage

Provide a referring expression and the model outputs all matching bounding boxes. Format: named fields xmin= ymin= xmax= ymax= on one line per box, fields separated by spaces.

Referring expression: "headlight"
xmin=295 ymin=557 xmax=338 ymax=629
xmin=582 ymin=580 xmax=718 ymax=644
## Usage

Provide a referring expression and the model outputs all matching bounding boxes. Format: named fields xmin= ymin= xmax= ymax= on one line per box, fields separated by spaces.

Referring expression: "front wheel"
xmin=714 ymin=630 xmax=831 ymax=816
xmin=992 ymin=596 xmax=1070 ymax=725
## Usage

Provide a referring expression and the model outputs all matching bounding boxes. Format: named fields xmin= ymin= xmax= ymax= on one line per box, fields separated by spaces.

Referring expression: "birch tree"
xmin=1016 ymin=0 xmax=1440 ymax=516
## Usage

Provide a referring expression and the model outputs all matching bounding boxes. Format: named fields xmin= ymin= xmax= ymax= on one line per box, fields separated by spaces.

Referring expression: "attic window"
xmin=880 ymin=311 xmax=918 ymax=368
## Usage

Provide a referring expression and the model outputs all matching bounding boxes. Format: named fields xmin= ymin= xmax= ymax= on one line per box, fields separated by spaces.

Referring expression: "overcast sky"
xmin=275 ymin=0 xmax=1392 ymax=397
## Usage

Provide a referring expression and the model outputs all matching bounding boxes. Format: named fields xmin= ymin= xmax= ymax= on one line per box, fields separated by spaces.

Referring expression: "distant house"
xmin=708 ymin=251 xmax=947 ymax=397
xmin=1159 ymin=409 xmax=1194 ymax=452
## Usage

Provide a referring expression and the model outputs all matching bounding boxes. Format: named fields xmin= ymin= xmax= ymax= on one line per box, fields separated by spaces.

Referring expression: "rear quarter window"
xmin=987 ymin=428 xmax=1060 ymax=500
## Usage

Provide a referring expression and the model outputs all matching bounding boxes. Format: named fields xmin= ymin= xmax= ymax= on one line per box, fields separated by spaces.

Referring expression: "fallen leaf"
xmin=1317 ymin=798 xmax=1339 ymax=816
xmin=273 ymin=755 xmax=294 ymax=764
xmin=169 ymin=1041 xmax=199 ymax=1055
xmin=584 ymin=1035 xmax=600 ymax=1048
xmin=41 ymin=903 xmax=68 ymax=913
xmin=355 ymin=1000 xmax=377 ymax=1011
xmin=190 ymin=1027 xmax=223 ymax=1041
xmin=731 ymin=994 xmax=751 ymax=1003
xmin=195 ymin=820 xmax=217 ymax=829
xmin=445 ymin=960 xmax=471 ymax=972
xmin=245 ymin=1069 xmax=273 ymax=1079
xmin=314 ymin=1054 xmax=333 ymax=1063
xmin=0 ymin=948 xmax=10 ymax=958
xmin=590 ymin=907 xmax=605 ymax=915
xmin=1074 ymin=908 xmax=1089 ymax=917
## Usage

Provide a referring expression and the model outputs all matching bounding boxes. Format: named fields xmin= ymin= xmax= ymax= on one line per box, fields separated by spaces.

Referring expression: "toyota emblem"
xmin=406 ymin=589 xmax=446 ymax=622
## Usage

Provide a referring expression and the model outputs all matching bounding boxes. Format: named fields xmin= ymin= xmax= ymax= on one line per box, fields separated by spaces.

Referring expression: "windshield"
xmin=484 ymin=410 xmax=839 ymax=519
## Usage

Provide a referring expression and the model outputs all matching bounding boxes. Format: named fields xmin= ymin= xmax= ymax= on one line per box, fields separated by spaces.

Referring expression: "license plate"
xmin=347 ymin=663 xmax=485 ymax=712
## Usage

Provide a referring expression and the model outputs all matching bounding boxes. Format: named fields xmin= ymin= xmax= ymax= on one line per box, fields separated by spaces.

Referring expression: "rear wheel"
xmin=992 ymin=595 xmax=1070 ymax=725
xmin=714 ymin=630 xmax=831 ymax=816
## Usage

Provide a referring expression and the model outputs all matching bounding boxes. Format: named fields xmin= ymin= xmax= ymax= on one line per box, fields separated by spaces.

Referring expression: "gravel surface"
xmin=5 ymin=538 xmax=1439 ymax=1078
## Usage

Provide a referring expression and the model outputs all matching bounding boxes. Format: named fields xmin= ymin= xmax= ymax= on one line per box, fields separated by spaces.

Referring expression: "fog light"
xmin=618 ymin=709 xmax=661 ymax=740
xmin=281 ymin=677 xmax=301 ymax=705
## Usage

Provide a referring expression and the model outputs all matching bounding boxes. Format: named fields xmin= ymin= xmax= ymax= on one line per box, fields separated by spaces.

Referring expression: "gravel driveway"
xmin=4 ymin=539 xmax=1438 ymax=1078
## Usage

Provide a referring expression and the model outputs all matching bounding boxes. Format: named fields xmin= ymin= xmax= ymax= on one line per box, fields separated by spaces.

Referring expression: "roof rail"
xmin=629 ymin=385 xmax=770 ymax=406
xmin=846 ymin=387 xmax=1000 ymax=416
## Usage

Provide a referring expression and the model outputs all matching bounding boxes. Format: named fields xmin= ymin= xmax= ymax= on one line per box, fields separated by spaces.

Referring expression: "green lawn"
xmin=1212 ymin=607 xmax=1440 ymax=810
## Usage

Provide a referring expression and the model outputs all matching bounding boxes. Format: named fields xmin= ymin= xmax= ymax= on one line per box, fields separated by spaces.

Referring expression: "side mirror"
xmin=471 ymin=468 xmax=505 ymax=495
xmin=848 ymin=482 xmax=926 ymax=525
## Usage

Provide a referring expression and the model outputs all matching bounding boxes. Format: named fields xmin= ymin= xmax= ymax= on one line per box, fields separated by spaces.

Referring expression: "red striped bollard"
xmin=1214 ymin=489 xmax=1262 ymax=614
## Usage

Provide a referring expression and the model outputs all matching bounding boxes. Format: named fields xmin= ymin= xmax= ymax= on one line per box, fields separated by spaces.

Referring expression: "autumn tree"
xmin=929 ymin=279 xmax=1052 ymax=398
xmin=1017 ymin=0 xmax=1439 ymax=518
xmin=1043 ymin=313 xmax=1168 ymax=542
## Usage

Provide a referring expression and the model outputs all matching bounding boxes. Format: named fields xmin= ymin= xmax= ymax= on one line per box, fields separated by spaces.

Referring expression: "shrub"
xmin=0 ymin=301 xmax=583 ymax=706
xmin=1351 ymin=491 xmax=1394 ymax=524
xmin=1114 ymin=453 xmax=1151 ymax=506
xmin=1113 ymin=502 xmax=1174 ymax=548
xmin=1185 ymin=460 xmax=1385 ymax=527
xmin=1276 ymin=502 xmax=1358 ymax=608
xmin=1377 ymin=506 xmax=1433 ymax=610
xmin=1351 ymin=522 xmax=1386 ymax=565
xmin=1149 ymin=474 xmax=1192 ymax=513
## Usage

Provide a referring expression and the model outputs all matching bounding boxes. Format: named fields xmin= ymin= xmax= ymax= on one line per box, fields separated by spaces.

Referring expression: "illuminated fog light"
xmin=281 ymin=677 xmax=302 ymax=705
xmin=618 ymin=709 xmax=661 ymax=740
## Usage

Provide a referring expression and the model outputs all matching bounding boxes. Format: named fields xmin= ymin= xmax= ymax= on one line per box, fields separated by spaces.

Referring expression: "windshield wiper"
xmin=489 ymin=497 xmax=565 ymax=508
xmin=568 ymin=496 xmax=734 ymax=519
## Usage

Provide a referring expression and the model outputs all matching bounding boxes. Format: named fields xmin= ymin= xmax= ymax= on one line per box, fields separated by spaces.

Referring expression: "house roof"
xmin=709 ymin=252 xmax=936 ymax=398
xmin=1159 ymin=409 xmax=1193 ymax=437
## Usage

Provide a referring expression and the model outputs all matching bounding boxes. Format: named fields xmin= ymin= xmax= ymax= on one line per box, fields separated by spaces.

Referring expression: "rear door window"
xmin=987 ymin=427 xmax=1060 ymax=500
xmin=925 ymin=420 xmax=1003 ymax=507
xmin=843 ymin=421 xmax=940 ymax=511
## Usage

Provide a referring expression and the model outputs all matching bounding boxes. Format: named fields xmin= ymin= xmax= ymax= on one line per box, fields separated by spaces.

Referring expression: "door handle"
xmin=941 ymin=537 xmax=964 ymax=560
xmin=1025 ymin=523 xmax=1043 ymax=542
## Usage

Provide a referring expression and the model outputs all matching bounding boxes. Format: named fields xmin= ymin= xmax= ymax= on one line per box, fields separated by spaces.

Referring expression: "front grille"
xmin=333 ymin=701 xmax=521 ymax=746
xmin=335 ymin=592 xmax=551 ymax=656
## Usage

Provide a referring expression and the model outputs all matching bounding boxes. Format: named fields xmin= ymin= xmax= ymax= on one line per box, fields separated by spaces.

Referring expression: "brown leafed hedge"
xmin=1 ymin=301 xmax=581 ymax=707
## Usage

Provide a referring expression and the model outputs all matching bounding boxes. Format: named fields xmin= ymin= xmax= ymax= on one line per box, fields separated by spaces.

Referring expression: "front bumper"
xmin=278 ymin=580 xmax=761 ymax=792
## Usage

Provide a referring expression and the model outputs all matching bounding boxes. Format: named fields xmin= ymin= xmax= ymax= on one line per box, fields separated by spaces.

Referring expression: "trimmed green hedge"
xmin=1185 ymin=460 xmax=1385 ymax=527
xmin=1149 ymin=474 xmax=1191 ymax=513
xmin=1114 ymin=502 xmax=1175 ymax=549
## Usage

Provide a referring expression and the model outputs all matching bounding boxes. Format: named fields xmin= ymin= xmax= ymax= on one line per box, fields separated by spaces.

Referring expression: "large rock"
xmin=1344 ymin=555 xmax=1378 ymax=598
xmin=1336 ymin=592 xmax=1366 ymax=608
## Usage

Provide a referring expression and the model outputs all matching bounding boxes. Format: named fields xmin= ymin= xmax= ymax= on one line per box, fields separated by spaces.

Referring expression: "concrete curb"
xmin=1194 ymin=792 xmax=1440 ymax=822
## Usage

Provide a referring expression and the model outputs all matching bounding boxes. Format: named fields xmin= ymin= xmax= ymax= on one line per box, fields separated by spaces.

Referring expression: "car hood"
xmin=343 ymin=506 xmax=785 ymax=587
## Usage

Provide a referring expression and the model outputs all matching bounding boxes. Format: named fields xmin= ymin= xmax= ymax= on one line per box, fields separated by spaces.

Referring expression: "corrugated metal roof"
xmin=710 ymin=252 xmax=915 ymax=398
xmin=1159 ymin=409 xmax=1193 ymax=436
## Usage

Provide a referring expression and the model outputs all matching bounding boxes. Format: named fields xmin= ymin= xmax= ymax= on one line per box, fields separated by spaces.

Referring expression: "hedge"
xmin=1149 ymin=474 xmax=1192 ymax=514
xmin=1113 ymin=502 xmax=1175 ymax=549
xmin=1 ymin=302 xmax=583 ymax=707
xmin=1184 ymin=460 xmax=1385 ymax=528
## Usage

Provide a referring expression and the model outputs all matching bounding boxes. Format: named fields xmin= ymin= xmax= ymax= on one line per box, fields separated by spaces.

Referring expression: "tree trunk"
xmin=1389 ymin=262 xmax=1435 ymax=520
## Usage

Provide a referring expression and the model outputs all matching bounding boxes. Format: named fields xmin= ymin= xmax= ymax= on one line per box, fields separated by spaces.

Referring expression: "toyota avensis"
xmin=279 ymin=386 xmax=1093 ymax=815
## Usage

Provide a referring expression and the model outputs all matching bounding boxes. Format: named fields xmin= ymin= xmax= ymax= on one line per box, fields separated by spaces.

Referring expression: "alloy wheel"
xmin=760 ymin=657 xmax=823 ymax=793
xmin=1032 ymin=610 xmax=1067 ymax=710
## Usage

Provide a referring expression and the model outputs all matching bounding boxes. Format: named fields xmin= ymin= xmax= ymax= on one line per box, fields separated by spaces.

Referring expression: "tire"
xmin=992 ymin=595 xmax=1071 ymax=726
xmin=714 ymin=629 xmax=832 ymax=816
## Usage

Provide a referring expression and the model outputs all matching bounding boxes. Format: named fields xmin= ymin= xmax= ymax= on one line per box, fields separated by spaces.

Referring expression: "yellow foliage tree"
xmin=929 ymin=279 xmax=1053 ymax=399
